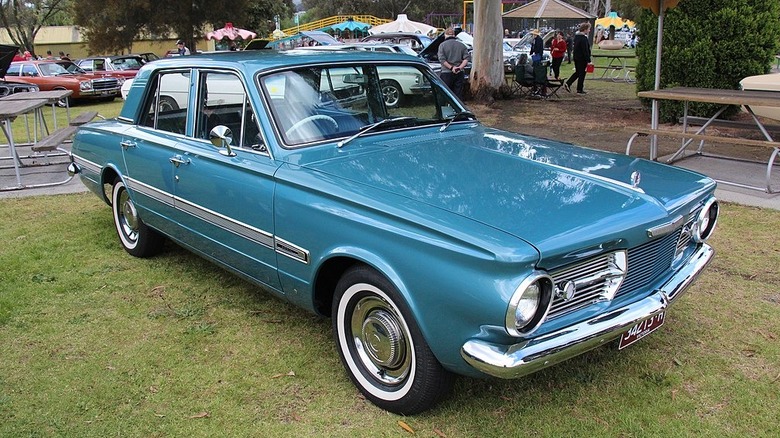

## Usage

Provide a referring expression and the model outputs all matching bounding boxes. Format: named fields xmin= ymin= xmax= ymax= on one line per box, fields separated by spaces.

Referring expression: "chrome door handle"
xmin=120 ymin=140 xmax=136 ymax=149
xmin=169 ymin=156 xmax=190 ymax=167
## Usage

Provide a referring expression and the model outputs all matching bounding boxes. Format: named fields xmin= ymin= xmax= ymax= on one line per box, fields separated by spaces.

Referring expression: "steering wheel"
xmin=285 ymin=115 xmax=338 ymax=140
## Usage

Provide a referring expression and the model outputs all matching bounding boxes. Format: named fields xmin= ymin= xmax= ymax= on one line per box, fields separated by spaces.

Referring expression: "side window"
xmin=94 ymin=60 xmax=106 ymax=72
xmin=6 ymin=64 xmax=20 ymax=76
xmin=22 ymin=65 xmax=38 ymax=77
xmin=140 ymin=70 xmax=190 ymax=135
xmin=79 ymin=61 xmax=93 ymax=72
xmin=196 ymin=72 xmax=243 ymax=141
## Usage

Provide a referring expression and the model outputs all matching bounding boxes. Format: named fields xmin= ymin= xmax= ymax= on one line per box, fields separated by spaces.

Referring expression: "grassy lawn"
xmin=2 ymin=83 xmax=780 ymax=436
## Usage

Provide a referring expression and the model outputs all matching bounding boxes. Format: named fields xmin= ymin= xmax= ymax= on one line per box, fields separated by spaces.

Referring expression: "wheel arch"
xmin=312 ymin=251 xmax=407 ymax=320
xmin=99 ymin=165 xmax=122 ymax=205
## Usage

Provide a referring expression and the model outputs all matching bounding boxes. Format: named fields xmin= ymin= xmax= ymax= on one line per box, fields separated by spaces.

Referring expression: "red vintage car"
xmin=5 ymin=60 xmax=121 ymax=105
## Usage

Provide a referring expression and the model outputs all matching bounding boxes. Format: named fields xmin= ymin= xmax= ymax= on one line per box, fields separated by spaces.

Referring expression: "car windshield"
xmin=57 ymin=61 xmax=87 ymax=74
xmin=112 ymin=57 xmax=143 ymax=70
xmin=259 ymin=62 xmax=469 ymax=147
xmin=38 ymin=63 xmax=71 ymax=76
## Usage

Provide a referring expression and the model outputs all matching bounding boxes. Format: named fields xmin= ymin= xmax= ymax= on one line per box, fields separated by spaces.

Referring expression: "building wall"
xmin=0 ymin=25 xmax=216 ymax=59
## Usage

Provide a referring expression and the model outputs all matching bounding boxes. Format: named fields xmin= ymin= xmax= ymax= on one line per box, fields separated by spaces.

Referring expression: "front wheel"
xmin=332 ymin=265 xmax=454 ymax=414
xmin=111 ymin=178 xmax=164 ymax=257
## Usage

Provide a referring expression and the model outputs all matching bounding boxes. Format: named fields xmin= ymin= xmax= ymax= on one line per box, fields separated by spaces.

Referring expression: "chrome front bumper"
xmin=461 ymin=243 xmax=714 ymax=379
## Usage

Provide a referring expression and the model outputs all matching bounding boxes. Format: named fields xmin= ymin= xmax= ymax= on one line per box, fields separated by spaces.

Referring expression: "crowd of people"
xmin=12 ymin=49 xmax=72 ymax=61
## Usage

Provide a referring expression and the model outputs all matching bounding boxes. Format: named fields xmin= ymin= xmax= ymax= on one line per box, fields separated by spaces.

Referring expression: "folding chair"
xmin=511 ymin=55 xmax=545 ymax=99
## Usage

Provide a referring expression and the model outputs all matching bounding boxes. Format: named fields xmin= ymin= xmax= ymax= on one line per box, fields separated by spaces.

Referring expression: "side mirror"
xmin=209 ymin=125 xmax=236 ymax=157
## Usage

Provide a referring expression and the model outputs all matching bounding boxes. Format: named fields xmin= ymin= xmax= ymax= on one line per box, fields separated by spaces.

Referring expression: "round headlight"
xmin=506 ymin=272 xmax=553 ymax=337
xmin=693 ymin=197 xmax=719 ymax=242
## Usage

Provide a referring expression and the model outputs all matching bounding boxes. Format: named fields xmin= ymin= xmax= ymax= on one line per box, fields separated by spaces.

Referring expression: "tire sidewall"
xmin=112 ymin=179 xmax=138 ymax=251
xmin=335 ymin=281 xmax=417 ymax=402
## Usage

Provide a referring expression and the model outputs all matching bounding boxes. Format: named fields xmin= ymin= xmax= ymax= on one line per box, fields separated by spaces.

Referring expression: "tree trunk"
xmin=469 ymin=0 xmax=509 ymax=104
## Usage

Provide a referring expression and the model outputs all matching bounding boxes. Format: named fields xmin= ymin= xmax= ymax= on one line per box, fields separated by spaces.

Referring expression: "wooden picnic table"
xmin=627 ymin=87 xmax=780 ymax=193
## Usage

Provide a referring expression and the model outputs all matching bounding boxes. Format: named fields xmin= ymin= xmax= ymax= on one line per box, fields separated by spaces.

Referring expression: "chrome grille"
xmin=91 ymin=78 xmax=119 ymax=91
xmin=548 ymin=252 xmax=625 ymax=319
xmin=547 ymin=215 xmax=699 ymax=320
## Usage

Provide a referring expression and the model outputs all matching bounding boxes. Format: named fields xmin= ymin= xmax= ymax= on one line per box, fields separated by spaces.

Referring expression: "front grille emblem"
xmin=555 ymin=280 xmax=577 ymax=301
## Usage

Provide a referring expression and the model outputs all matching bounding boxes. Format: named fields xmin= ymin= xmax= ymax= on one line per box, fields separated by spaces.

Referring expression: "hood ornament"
xmin=630 ymin=171 xmax=642 ymax=188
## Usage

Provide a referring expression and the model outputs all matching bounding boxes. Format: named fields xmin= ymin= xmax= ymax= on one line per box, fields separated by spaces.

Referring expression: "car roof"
xmin=138 ymin=49 xmax=426 ymax=73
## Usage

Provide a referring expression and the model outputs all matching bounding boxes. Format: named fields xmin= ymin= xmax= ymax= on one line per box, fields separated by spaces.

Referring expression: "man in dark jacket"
xmin=564 ymin=23 xmax=592 ymax=95
xmin=529 ymin=29 xmax=544 ymax=65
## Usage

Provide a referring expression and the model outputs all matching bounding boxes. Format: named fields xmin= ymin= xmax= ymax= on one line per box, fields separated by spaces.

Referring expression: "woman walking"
xmin=564 ymin=23 xmax=592 ymax=95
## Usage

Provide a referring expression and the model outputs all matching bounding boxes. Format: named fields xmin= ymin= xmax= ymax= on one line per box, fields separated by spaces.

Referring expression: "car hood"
xmin=303 ymin=126 xmax=714 ymax=256
xmin=0 ymin=44 xmax=18 ymax=77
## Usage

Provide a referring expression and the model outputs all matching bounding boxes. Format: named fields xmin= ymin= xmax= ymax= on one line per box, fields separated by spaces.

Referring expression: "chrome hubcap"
xmin=118 ymin=190 xmax=139 ymax=242
xmin=351 ymin=296 xmax=411 ymax=385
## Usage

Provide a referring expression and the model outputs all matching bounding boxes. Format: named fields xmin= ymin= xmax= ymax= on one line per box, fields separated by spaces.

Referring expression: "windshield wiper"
xmin=440 ymin=110 xmax=477 ymax=132
xmin=337 ymin=116 xmax=416 ymax=148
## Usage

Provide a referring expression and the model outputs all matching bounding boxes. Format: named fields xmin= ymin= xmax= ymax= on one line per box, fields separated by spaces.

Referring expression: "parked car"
xmin=506 ymin=31 xmax=553 ymax=64
xmin=76 ymin=55 xmax=145 ymax=80
xmin=5 ymin=60 xmax=120 ymax=105
xmin=70 ymin=50 xmax=718 ymax=415
xmin=740 ymin=73 xmax=780 ymax=121
xmin=361 ymin=32 xmax=433 ymax=53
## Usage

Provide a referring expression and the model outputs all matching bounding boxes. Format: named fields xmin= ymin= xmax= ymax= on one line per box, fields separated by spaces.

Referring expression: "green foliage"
xmin=636 ymin=0 xmax=780 ymax=122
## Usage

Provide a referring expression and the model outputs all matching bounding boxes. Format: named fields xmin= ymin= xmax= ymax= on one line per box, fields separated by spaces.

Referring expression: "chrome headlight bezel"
xmin=692 ymin=197 xmax=719 ymax=243
xmin=505 ymin=271 xmax=554 ymax=337
xmin=80 ymin=81 xmax=93 ymax=91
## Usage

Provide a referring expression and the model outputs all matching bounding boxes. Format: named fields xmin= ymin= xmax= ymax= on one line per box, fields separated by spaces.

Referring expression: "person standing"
xmin=437 ymin=27 xmax=470 ymax=100
xmin=564 ymin=22 xmax=592 ymax=95
xmin=528 ymin=29 xmax=544 ymax=65
xmin=176 ymin=40 xmax=191 ymax=56
xmin=550 ymin=31 xmax=567 ymax=80
xmin=565 ymin=33 xmax=574 ymax=63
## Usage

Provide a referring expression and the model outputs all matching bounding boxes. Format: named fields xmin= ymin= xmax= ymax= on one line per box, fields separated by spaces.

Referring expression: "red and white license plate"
xmin=618 ymin=312 xmax=665 ymax=350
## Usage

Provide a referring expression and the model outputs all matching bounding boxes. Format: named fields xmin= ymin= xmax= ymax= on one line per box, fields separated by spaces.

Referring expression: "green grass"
xmin=2 ymin=79 xmax=780 ymax=436
xmin=1 ymin=195 xmax=779 ymax=436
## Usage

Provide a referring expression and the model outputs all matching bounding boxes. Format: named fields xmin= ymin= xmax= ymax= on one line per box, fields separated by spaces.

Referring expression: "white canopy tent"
xmin=368 ymin=14 xmax=436 ymax=35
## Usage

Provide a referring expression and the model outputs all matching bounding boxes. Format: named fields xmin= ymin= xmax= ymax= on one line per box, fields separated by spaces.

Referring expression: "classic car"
xmin=76 ymin=55 xmax=145 ymax=80
xmin=360 ymin=32 xmax=433 ymax=53
xmin=5 ymin=60 xmax=120 ymax=105
xmin=740 ymin=73 xmax=780 ymax=121
xmin=69 ymin=50 xmax=718 ymax=415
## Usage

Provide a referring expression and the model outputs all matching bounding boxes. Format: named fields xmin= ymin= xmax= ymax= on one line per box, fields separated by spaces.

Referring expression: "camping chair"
xmin=512 ymin=57 xmax=563 ymax=100
xmin=511 ymin=55 xmax=543 ymax=99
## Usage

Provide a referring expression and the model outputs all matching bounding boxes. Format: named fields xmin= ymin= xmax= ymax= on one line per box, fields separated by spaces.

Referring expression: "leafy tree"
xmin=73 ymin=0 xmax=292 ymax=54
xmin=0 ymin=0 xmax=70 ymax=55
xmin=636 ymin=0 xmax=780 ymax=122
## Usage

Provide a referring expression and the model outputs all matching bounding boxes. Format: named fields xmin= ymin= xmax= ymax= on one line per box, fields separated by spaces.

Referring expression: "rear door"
xmin=170 ymin=69 xmax=282 ymax=290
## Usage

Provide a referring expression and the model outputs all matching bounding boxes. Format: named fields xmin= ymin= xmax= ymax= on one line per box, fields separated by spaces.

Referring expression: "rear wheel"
xmin=158 ymin=96 xmax=178 ymax=112
xmin=111 ymin=178 xmax=164 ymax=257
xmin=332 ymin=265 xmax=454 ymax=414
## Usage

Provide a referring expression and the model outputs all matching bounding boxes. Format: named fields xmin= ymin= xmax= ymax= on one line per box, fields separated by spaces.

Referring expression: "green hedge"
xmin=636 ymin=0 xmax=780 ymax=122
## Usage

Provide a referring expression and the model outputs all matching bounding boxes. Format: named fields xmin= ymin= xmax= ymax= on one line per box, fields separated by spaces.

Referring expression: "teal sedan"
xmin=69 ymin=50 xmax=718 ymax=415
